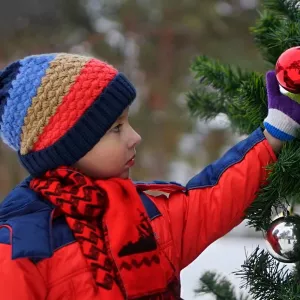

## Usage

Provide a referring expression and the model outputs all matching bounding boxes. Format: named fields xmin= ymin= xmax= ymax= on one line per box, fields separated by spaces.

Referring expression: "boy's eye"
xmin=112 ymin=124 xmax=122 ymax=133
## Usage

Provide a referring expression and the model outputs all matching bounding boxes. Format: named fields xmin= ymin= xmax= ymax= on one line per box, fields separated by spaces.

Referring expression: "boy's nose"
xmin=129 ymin=129 xmax=142 ymax=149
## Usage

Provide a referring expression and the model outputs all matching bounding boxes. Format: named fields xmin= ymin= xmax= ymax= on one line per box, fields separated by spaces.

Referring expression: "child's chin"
xmin=119 ymin=169 xmax=130 ymax=179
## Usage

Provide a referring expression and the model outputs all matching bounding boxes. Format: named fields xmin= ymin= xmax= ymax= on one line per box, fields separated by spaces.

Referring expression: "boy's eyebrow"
xmin=117 ymin=115 xmax=125 ymax=121
xmin=113 ymin=111 xmax=128 ymax=124
xmin=118 ymin=110 xmax=129 ymax=120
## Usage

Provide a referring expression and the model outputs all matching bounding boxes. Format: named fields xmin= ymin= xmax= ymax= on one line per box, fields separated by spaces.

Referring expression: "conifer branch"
xmin=189 ymin=0 xmax=300 ymax=298
xmin=235 ymin=247 xmax=294 ymax=300
xmin=190 ymin=56 xmax=249 ymax=97
xmin=189 ymin=56 xmax=266 ymax=134
xmin=195 ymin=271 xmax=251 ymax=300
xmin=228 ymin=73 xmax=267 ymax=134
xmin=251 ymin=11 xmax=300 ymax=65
xmin=263 ymin=0 xmax=300 ymax=22
xmin=246 ymin=138 xmax=300 ymax=230
xmin=186 ymin=87 xmax=226 ymax=121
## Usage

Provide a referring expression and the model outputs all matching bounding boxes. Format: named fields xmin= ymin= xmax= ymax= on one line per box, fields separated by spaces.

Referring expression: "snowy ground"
xmin=180 ymin=236 xmax=265 ymax=299
xmin=180 ymin=227 xmax=293 ymax=299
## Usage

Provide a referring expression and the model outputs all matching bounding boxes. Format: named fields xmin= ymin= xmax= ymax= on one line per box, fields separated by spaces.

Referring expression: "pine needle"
xmin=195 ymin=271 xmax=251 ymax=300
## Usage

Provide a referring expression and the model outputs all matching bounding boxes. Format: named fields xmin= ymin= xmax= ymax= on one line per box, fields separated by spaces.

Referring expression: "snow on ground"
xmin=180 ymin=235 xmax=291 ymax=299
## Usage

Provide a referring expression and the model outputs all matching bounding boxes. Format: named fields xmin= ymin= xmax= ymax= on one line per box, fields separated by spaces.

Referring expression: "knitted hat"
xmin=0 ymin=53 xmax=136 ymax=176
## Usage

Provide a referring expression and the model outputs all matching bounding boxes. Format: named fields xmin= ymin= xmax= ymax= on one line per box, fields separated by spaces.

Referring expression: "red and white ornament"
xmin=275 ymin=46 xmax=300 ymax=103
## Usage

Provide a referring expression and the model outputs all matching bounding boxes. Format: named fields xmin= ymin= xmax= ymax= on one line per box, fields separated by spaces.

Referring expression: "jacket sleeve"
xmin=0 ymin=243 xmax=47 ymax=299
xmin=167 ymin=128 xmax=277 ymax=270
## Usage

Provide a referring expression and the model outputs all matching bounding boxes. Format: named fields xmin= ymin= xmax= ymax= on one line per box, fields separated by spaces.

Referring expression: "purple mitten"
xmin=264 ymin=71 xmax=300 ymax=141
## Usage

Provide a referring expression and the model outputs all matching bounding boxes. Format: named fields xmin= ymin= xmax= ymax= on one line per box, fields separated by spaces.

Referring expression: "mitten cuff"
xmin=264 ymin=108 xmax=299 ymax=141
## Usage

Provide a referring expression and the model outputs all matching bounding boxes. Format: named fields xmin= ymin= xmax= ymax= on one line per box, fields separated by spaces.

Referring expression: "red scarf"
xmin=30 ymin=167 xmax=179 ymax=299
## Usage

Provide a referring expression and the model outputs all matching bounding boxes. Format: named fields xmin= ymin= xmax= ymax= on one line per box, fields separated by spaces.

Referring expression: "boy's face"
xmin=74 ymin=108 xmax=141 ymax=179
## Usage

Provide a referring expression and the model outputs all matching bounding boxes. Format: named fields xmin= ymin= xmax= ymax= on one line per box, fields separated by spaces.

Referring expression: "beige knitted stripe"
xmin=20 ymin=53 xmax=90 ymax=155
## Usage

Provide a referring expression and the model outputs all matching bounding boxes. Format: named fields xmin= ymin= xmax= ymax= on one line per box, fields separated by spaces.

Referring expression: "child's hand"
xmin=263 ymin=129 xmax=283 ymax=154
xmin=264 ymin=70 xmax=300 ymax=142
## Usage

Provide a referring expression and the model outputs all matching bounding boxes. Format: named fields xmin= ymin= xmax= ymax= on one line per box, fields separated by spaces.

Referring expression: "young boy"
xmin=0 ymin=53 xmax=296 ymax=300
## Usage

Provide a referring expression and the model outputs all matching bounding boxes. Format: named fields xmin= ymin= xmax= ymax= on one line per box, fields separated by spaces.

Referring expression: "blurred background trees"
xmin=0 ymin=0 xmax=263 ymax=196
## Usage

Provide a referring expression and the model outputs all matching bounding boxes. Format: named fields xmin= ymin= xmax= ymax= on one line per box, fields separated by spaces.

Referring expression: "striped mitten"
xmin=264 ymin=71 xmax=300 ymax=141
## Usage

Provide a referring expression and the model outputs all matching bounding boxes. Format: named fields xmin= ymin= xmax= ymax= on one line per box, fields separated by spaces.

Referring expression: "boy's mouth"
xmin=125 ymin=155 xmax=136 ymax=167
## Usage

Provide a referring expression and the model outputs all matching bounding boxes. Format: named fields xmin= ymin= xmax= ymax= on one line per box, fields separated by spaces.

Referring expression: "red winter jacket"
xmin=0 ymin=128 xmax=276 ymax=299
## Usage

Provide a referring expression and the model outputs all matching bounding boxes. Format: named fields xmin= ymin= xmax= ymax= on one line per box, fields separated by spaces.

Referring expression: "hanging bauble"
xmin=275 ymin=46 xmax=300 ymax=104
xmin=265 ymin=214 xmax=300 ymax=263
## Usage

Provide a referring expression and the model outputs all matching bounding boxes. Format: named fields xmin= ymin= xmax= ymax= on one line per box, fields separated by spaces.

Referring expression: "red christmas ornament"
xmin=276 ymin=46 xmax=300 ymax=94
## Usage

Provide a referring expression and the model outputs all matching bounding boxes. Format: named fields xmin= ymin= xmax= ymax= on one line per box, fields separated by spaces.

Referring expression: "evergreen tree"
xmin=187 ymin=0 xmax=300 ymax=299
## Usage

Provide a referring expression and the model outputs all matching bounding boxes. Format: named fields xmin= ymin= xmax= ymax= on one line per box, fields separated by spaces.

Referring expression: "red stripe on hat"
xmin=33 ymin=59 xmax=118 ymax=151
